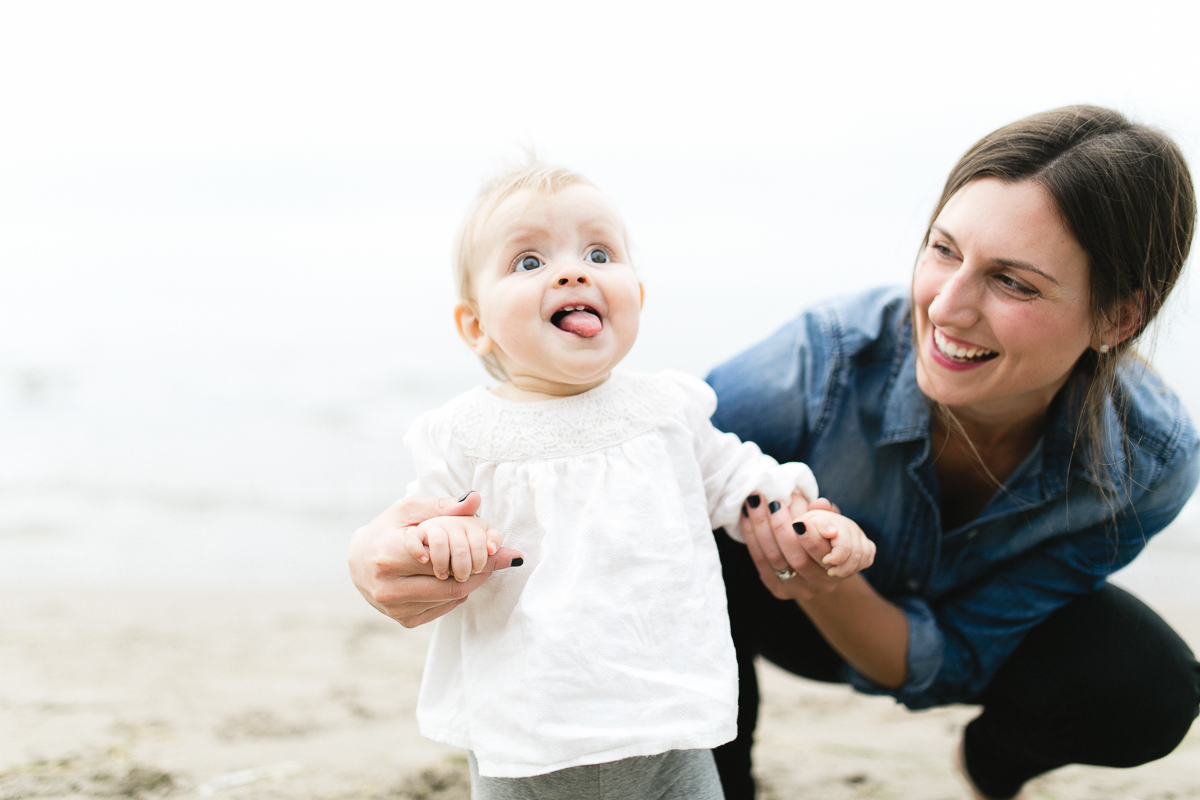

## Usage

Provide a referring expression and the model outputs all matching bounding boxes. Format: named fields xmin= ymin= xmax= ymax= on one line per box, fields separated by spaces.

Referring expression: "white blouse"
xmin=405 ymin=371 xmax=818 ymax=778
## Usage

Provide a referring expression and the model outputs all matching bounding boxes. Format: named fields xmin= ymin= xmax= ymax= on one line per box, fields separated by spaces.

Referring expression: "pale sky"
xmin=2 ymin=0 xmax=1199 ymax=388
xmin=2 ymin=1 xmax=1198 ymax=167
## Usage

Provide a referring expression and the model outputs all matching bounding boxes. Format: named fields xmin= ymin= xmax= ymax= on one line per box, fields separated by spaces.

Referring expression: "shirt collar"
xmin=877 ymin=317 xmax=932 ymax=446
xmin=1040 ymin=373 xmax=1126 ymax=492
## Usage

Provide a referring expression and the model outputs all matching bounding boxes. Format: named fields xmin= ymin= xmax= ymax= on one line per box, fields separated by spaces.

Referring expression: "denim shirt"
xmin=706 ymin=286 xmax=1199 ymax=710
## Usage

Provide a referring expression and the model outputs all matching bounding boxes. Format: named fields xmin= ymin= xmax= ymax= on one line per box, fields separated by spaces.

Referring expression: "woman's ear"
xmin=1096 ymin=293 xmax=1144 ymax=350
xmin=455 ymin=301 xmax=493 ymax=356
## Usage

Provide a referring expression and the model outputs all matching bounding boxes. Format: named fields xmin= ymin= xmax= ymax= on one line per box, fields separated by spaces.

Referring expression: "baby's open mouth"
xmin=934 ymin=329 xmax=998 ymax=363
xmin=551 ymin=305 xmax=603 ymax=338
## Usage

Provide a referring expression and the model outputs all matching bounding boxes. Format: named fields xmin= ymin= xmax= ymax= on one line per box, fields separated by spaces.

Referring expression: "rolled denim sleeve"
xmin=844 ymin=596 xmax=944 ymax=698
xmin=858 ymin=434 xmax=1199 ymax=709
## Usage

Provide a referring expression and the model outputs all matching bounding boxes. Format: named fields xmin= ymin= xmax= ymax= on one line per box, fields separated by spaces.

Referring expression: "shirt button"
xmin=967 ymin=529 xmax=980 ymax=540
xmin=906 ymin=578 xmax=920 ymax=591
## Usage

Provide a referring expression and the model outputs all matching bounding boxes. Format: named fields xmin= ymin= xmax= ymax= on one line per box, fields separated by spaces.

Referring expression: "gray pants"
xmin=467 ymin=749 xmax=724 ymax=800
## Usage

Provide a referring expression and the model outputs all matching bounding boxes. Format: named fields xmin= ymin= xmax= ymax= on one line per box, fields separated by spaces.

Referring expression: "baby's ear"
xmin=639 ymin=283 xmax=645 ymax=310
xmin=454 ymin=301 xmax=493 ymax=355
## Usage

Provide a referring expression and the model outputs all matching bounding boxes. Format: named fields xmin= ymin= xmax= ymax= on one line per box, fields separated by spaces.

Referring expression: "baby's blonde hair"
xmin=453 ymin=160 xmax=595 ymax=381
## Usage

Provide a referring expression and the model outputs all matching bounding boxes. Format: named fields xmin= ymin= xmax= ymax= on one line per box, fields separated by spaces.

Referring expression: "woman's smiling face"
xmin=913 ymin=177 xmax=1096 ymax=423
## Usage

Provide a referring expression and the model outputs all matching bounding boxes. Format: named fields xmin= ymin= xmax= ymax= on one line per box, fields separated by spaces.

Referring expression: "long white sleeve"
xmin=403 ymin=410 xmax=476 ymax=500
xmin=662 ymin=371 xmax=818 ymax=540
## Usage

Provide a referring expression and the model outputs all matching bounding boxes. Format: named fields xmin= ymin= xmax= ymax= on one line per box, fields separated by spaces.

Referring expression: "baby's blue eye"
xmin=587 ymin=249 xmax=609 ymax=264
xmin=515 ymin=255 xmax=544 ymax=272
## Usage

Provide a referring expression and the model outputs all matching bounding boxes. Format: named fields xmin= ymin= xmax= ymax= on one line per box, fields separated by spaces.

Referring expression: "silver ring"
xmin=774 ymin=568 xmax=796 ymax=581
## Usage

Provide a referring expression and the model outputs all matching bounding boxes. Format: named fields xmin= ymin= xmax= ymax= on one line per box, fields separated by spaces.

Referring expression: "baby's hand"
xmin=799 ymin=510 xmax=876 ymax=579
xmin=403 ymin=515 xmax=502 ymax=582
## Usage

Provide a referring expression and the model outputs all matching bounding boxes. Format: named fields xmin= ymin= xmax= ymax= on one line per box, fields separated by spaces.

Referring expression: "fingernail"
xmin=510 ymin=557 xmax=524 ymax=567
xmin=747 ymin=494 xmax=761 ymax=508
xmin=768 ymin=500 xmax=781 ymax=514
xmin=741 ymin=505 xmax=749 ymax=518
xmin=457 ymin=490 xmax=474 ymax=502
xmin=792 ymin=521 xmax=806 ymax=534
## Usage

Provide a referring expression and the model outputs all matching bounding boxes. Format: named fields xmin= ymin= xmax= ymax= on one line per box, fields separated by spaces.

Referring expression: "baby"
xmin=402 ymin=162 xmax=874 ymax=799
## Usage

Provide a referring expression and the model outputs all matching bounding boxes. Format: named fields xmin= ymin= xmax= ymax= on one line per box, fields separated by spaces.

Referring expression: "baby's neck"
xmin=490 ymin=373 xmax=611 ymax=403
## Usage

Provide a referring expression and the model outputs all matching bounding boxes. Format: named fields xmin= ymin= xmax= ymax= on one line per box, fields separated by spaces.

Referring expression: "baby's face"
xmin=462 ymin=184 xmax=642 ymax=395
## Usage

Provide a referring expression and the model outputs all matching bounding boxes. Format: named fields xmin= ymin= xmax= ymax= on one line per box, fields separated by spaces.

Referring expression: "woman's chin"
xmin=915 ymin=358 xmax=992 ymax=410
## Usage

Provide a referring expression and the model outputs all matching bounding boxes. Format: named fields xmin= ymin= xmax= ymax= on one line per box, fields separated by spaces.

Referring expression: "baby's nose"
xmin=557 ymin=273 xmax=590 ymax=286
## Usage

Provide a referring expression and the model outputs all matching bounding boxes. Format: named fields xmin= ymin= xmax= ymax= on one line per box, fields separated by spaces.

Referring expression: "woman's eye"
xmin=587 ymin=249 xmax=609 ymax=264
xmin=931 ymin=243 xmax=955 ymax=259
xmin=515 ymin=255 xmax=544 ymax=272
xmin=996 ymin=274 xmax=1037 ymax=297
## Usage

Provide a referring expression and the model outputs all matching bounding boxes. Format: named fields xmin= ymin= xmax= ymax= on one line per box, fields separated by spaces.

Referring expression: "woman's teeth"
xmin=934 ymin=329 xmax=997 ymax=362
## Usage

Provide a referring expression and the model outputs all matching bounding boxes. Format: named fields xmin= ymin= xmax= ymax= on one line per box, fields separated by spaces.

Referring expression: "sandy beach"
xmin=2 ymin=582 xmax=1197 ymax=800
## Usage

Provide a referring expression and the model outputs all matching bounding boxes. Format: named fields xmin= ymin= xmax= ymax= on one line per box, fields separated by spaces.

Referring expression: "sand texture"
xmin=1 ymin=585 xmax=1197 ymax=800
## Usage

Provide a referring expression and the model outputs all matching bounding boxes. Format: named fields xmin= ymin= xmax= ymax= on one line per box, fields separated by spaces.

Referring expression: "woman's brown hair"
xmin=924 ymin=105 xmax=1196 ymax=511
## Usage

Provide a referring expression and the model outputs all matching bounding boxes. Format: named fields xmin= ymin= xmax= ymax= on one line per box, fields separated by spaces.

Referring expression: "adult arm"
xmin=741 ymin=439 xmax=1200 ymax=707
xmin=707 ymin=296 xmax=910 ymax=684
xmin=348 ymin=492 xmax=523 ymax=628
xmin=741 ymin=494 xmax=909 ymax=689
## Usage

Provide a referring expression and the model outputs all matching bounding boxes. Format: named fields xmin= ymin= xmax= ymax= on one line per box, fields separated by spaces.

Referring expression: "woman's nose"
xmin=927 ymin=265 xmax=980 ymax=330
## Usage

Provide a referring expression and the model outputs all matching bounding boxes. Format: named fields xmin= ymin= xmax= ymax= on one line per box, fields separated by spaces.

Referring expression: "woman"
xmin=349 ymin=106 xmax=1200 ymax=799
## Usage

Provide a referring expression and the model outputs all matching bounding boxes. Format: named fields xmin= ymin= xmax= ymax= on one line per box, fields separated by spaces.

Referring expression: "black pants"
xmin=713 ymin=532 xmax=1200 ymax=800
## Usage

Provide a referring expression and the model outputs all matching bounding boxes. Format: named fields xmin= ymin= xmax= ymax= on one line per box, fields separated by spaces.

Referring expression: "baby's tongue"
xmin=557 ymin=310 xmax=602 ymax=338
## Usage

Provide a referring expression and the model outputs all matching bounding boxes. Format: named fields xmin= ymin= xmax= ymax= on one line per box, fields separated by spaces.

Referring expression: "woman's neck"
xmin=931 ymin=404 xmax=1049 ymax=531
xmin=940 ymin=403 xmax=1048 ymax=455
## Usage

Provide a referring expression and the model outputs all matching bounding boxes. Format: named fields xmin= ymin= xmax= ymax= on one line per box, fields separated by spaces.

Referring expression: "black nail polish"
xmin=793 ymin=521 xmax=806 ymax=534
xmin=747 ymin=494 xmax=761 ymax=508
xmin=510 ymin=557 xmax=524 ymax=567
xmin=768 ymin=500 xmax=781 ymax=514
xmin=458 ymin=490 xmax=474 ymax=502
xmin=741 ymin=505 xmax=749 ymax=518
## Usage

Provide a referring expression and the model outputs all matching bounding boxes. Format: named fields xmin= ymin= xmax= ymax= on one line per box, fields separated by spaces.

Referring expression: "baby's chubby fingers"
xmin=790 ymin=516 xmax=833 ymax=566
xmin=826 ymin=553 xmax=860 ymax=579
xmin=420 ymin=521 xmax=453 ymax=581
xmin=804 ymin=510 xmax=872 ymax=578
xmin=816 ymin=519 xmax=853 ymax=567
xmin=806 ymin=497 xmax=841 ymax=514
xmin=402 ymin=527 xmax=431 ymax=565
xmin=465 ymin=522 xmax=500 ymax=576
xmin=448 ymin=530 xmax=475 ymax=584
xmin=442 ymin=517 xmax=497 ymax=582
xmin=486 ymin=526 xmax=503 ymax=558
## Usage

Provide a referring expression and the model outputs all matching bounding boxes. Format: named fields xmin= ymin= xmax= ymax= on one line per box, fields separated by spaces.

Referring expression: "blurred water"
xmin=1 ymin=154 xmax=1199 ymax=600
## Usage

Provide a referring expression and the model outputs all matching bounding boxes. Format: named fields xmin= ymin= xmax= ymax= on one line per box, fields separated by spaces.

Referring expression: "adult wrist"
xmin=795 ymin=572 xmax=857 ymax=607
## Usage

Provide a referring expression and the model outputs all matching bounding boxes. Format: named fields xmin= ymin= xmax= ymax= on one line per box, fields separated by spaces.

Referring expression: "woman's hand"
xmin=741 ymin=492 xmax=906 ymax=687
xmin=739 ymin=492 xmax=847 ymax=601
xmin=348 ymin=492 xmax=523 ymax=628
